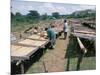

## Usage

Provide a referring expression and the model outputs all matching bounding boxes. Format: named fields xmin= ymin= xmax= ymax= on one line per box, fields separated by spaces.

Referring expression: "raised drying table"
xmin=11 ymin=34 xmax=49 ymax=74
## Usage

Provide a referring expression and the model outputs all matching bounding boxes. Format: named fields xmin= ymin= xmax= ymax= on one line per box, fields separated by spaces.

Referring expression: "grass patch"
xmin=65 ymin=57 xmax=95 ymax=71
xmin=26 ymin=61 xmax=45 ymax=74
xmin=11 ymin=19 xmax=53 ymax=32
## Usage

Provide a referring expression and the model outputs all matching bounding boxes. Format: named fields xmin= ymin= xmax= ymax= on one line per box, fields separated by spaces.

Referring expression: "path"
xmin=26 ymin=34 xmax=68 ymax=73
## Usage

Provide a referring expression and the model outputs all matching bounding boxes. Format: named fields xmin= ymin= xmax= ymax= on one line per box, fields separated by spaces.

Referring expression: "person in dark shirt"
xmin=45 ymin=25 xmax=56 ymax=49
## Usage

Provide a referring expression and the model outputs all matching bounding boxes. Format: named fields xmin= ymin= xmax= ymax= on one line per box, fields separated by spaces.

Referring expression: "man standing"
xmin=63 ymin=19 xmax=68 ymax=39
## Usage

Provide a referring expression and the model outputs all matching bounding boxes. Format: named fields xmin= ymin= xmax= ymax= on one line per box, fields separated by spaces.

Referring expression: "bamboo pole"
xmin=77 ymin=37 xmax=87 ymax=54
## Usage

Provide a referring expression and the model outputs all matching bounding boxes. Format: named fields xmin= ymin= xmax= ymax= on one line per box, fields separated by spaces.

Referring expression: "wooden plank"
xmin=11 ymin=45 xmax=23 ymax=53
xmin=11 ymin=47 xmax=38 ymax=60
xmin=27 ymin=38 xmax=47 ymax=41
xmin=11 ymin=46 xmax=37 ymax=56
xmin=13 ymin=43 xmax=37 ymax=47
xmin=18 ymin=39 xmax=48 ymax=47
xmin=27 ymin=34 xmax=47 ymax=41
xmin=11 ymin=34 xmax=48 ymax=61
xmin=74 ymin=30 xmax=96 ymax=35
xmin=11 ymin=45 xmax=22 ymax=51
xmin=11 ymin=56 xmax=29 ymax=61
xmin=71 ymin=32 xmax=96 ymax=40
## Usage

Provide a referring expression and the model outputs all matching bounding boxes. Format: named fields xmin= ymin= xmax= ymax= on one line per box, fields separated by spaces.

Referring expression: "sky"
xmin=11 ymin=0 xmax=96 ymax=15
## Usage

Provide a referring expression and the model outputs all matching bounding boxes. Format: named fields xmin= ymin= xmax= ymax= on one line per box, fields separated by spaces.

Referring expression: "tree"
xmin=14 ymin=12 xmax=23 ymax=22
xmin=15 ymin=12 xmax=22 ymax=17
xmin=14 ymin=12 xmax=26 ymax=22
xmin=52 ymin=12 xmax=60 ymax=19
xmin=41 ymin=13 xmax=48 ymax=20
xmin=69 ymin=9 xmax=96 ymax=18
xmin=27 ymin=10 xmax=40 ymax=20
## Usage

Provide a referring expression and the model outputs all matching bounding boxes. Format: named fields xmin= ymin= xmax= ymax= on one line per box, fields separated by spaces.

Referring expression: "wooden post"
xmin=65 ymin=35 xmax=74 ymax=71
xmin=43 ymin=61 xmax=48 ymax=72
xmin=42 ymin=46 xmax=48 ymax=72
xmin=76 ymin=51 xmax=84 ymax=70
xmin=94 ymin=39 xmax=96 ymax=50
xmin=66 ymin=56 xmax=70 ymax=71
xmin=76 ymin=37 xmax=87 ymax=70
xmin=20 ymin=61 xmax=24 ymax=74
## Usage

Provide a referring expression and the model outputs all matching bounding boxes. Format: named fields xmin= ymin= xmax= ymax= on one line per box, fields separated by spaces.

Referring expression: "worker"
xmin=45 ymin=25 xmax=56 ymax=49
xmin=63 ymin=19 xmax=69 ymax=39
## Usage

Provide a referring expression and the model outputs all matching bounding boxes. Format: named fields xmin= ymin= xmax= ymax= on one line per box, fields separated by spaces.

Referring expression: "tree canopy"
xmin=27 ymin=10 xmax=40 ymax=20
xmin=52 ymin=12 xmax=60 ymax=19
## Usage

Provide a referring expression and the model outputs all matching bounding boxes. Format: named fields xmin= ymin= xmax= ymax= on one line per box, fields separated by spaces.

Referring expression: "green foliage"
xmin=15 ymin=12 xmax=22 ymax=17
xmin=11 ymin=12 xmax=26 ymax=24
xmin=52 ymin=12 xmax=60 ymax=19
xmin=68 ymin=9 xmax=96 ymax=19
xmin=41 ymin=13 xmax=48 ymax=20
xmin=27 ymin=10 xmax=40 ymax=20
xmin=11 ymin=9 xmax=96 ymax=32
xmin=11 ymin=10 xmax=40 ymax=27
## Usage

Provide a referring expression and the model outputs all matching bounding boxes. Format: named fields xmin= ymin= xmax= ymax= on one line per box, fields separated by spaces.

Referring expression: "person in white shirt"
xmin=63 ymin=19 xmax=68 ymax=39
